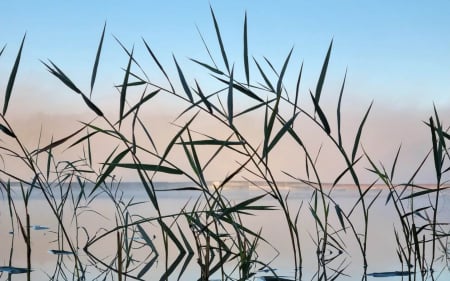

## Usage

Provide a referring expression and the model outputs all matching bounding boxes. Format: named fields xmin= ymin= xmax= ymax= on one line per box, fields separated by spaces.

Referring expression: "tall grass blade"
xmin=81 ymin=93 xmax=104 ymax=116
xmin=429 ymin=117 xmax=442 ymax=182
xmin=267 ymin=113 xmax=299 ymax=154
xmin=243 ymin=12 xmax=249 ymax=85
xmin=214 ymin=76 xmax=263 ymax=102
xmin=336 ymin=69 xmax=347 ymax=146
xmin=263 ymin=49 xmax=293 ymax=158
xmin=315 ymin=40 xmax=332 ymax=104
xmin=228 ymin=66 xmax=234 ymax=126
xmin=42 ymin=60 xmax=82 ymax=94
xmin=0 ymin=45 xmax=5 ymax=57
xmin=390 ymin=145 xmax=402 ymax=180
xmin=91 ymin=148 xmax=129 ymax=195
xmin=253 ymin=58 xmax=275 ymax=92
xmin=276 ymin=48 xmax=293 ymax=96
xmin=210 ymin=6 xmax=229 ymax=73
xmin=103 ymin=163 xmax=183 ymax=175
xmin=194 ymin=80 xmax=213 ymax=114
xmin=119 ymin=47 xmax=134 ymax=127
xmin=119 ymin=89 xmax=160 ymax=122
xmin=178 ymin=139 xmax=243 ymax=146
xmin=190 ymin=58 xmax=224 ymax=75
xmin=3 ymin=34 xmax=25 ymax=115
xmin=33 ymin=125 xmax=87 ymax=154
xmin=351 ymin=101 xmax=372 ymax=162
xmin=90 ymin=23 xmax=106 ymax=96
xmin=142 ymin=38 xmax=175 ymax=92
xmin=173 ymin=55 xmax=193 ymax=102
xmin=0 ymin=124 xmax=16 ymax=138
xmin=309 ymin=90 xmax=330 ymax=134
xmin=234 ymin=98 xmax=273 ymax=118
xmin=293 ymin=62 xmax=303 ymax=127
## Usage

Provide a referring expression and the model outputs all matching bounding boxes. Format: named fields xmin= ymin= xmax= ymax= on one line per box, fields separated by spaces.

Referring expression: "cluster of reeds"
xmin=0 ymin=7 xmax=448 ymax=281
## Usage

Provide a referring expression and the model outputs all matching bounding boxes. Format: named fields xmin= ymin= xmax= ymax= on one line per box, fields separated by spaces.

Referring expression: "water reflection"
xmin=0 ymin=182 xmax=449 ymax=280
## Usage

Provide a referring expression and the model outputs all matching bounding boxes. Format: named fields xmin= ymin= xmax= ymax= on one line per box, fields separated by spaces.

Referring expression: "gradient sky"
xmin=1 ymin=1 xmax=449 ymax=183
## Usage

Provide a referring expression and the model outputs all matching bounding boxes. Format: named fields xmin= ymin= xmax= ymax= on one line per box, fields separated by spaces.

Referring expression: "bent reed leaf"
xmin=309 ymin=90 xmax=330 ymax=134
xmin=173 ymin=55 xmax=193 ymax=102
xmin=214 ymin=76 xmax=263 ymax=102
xmin=190 ymin=58 xmax=224 ymax=75
xmin=4 ymin=34 xmax=26 ymax=115
xmin=91 ymin=148 xmax=129 ymax=195
xmin=33 ymin=125 xmax=87 ymax=155
xmin=81 ymin=93 xmax=104 ymax=116
xmin=177 ymin=139 xmax=243 ymax=146
xmin=42 ymin=60 xmax=82 ymax=94
xmin=142 ymin=38 xmax=175 ymax=92
xmin=0 ymin=124 xmax=16 ymax=138
xmin=103 ymin=163 xmax=183 ymax=175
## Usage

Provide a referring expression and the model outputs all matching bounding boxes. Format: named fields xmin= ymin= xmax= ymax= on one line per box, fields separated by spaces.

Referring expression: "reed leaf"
xmin=177 ymin=139 xmax=243 ymax=146
xmin=351 ymin=101 xmax=372 ymax=162
xmin=401 ymin=187 xmax=448 ymax=200
xmin=90 ymin=22 xmax=106 ymax=96
xmin=429 ymin=117 xmax=442 ymax=182
xmin=103 ymin=163 xmax=183 ymax=175
xmin=0 ymin=124 xmax=16 ymax=138
xmin=234 ymin=98 xmax=273 ymax=118
xmin=228 ymin=66 xmax=234 ymax=126
xmin=91 ymin=148 xmax=129 ymax=196
xmin=3 ymin=34 xmax=25 ymax=115
xmin=309 ymin=90 xmax=330 ymax=134
xmin=81 ymin=93 xmax=104 ymax=116
xmin=119 ymin=47 xmax=134 ymax=127
xmin=119 ymin=89 xmax=160 ymax=122
xmin=293 ymin=62 xmax=303 ymax=126
xmin=315 ymin=40 xmax=332 ymax=104
xmin=195 ymin=80 xmax=213 ymax=114
xmin=142 ymin=38 xmax=175 ymax=92
xmin=173 ymin=55 xmax=193 ymax=102
xmin=33 ymin=125 xmax=87 ymax=154
xmin=334 ymin=204 xmax=346 ymax=233
xmin=190 ymin=58 xmax=224 ymax=75
xmin=267 ymin=113 xmax=299 ymax=154
xmin=243 ymin=12 xmax=249 ymax=85
xmin=336 ymin=69 xmax=347 ymax=146
xmin=0 ymin=45 xmax=5 ymax=57
xmin=42 ymin=60 xmax=82 ymax=94
xmin=214 ymin=76 xmax=263 ymax=102
xmin=276 ymin=48 xmax=293 ymax=96
xmin=253 ymin=58 xmax=275 ymax=92
xmin=210 ymin=6 xmax=229 ymax=73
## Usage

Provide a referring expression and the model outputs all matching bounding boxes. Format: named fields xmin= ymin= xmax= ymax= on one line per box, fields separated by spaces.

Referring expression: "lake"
xmin=0 ymin=181 xmax=449 ymax=281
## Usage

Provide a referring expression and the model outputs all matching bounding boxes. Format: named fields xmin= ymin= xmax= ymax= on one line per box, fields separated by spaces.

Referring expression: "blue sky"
xmin=2 ymin=1 xmax=450 ymax=108
xmin=1 ymin=1 xmax=449 ymax=182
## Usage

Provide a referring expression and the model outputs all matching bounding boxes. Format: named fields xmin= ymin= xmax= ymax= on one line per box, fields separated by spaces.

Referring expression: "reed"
xmin=0 ymin=7 xmax=448 ymax=281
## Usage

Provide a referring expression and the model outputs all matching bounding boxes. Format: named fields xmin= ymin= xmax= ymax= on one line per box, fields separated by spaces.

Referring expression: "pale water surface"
xmin=0 ymin=182 xmax=449 ymax=280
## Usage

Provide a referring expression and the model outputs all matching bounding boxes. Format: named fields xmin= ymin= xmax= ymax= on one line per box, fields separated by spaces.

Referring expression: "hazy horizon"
xmin=1 ymin=1 xmax=449 ymax=184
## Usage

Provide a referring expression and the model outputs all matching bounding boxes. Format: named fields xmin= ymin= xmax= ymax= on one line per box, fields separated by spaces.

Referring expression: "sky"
xmin=0 ymin=1 xmax=450 ymax=183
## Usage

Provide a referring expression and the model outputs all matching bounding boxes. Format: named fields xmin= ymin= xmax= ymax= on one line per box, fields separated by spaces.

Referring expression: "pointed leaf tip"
xmin=3 ymin=34 xmax=26 ymax=115
xmin=90 ymin=22 xmax=106 ymax=95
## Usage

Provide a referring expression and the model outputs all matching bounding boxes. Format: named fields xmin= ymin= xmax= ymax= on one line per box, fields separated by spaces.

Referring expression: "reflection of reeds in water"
xmin=0 ymin=6 xmax=449 ymax=281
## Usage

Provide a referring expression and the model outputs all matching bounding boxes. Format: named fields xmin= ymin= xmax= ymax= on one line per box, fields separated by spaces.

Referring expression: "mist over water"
xmin=1 ymin=182 xmax=449 ymax=280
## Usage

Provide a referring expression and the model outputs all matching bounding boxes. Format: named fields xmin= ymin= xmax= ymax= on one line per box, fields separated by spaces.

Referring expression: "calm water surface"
xmin=0 ymin=182 xmax=449 ymax=280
